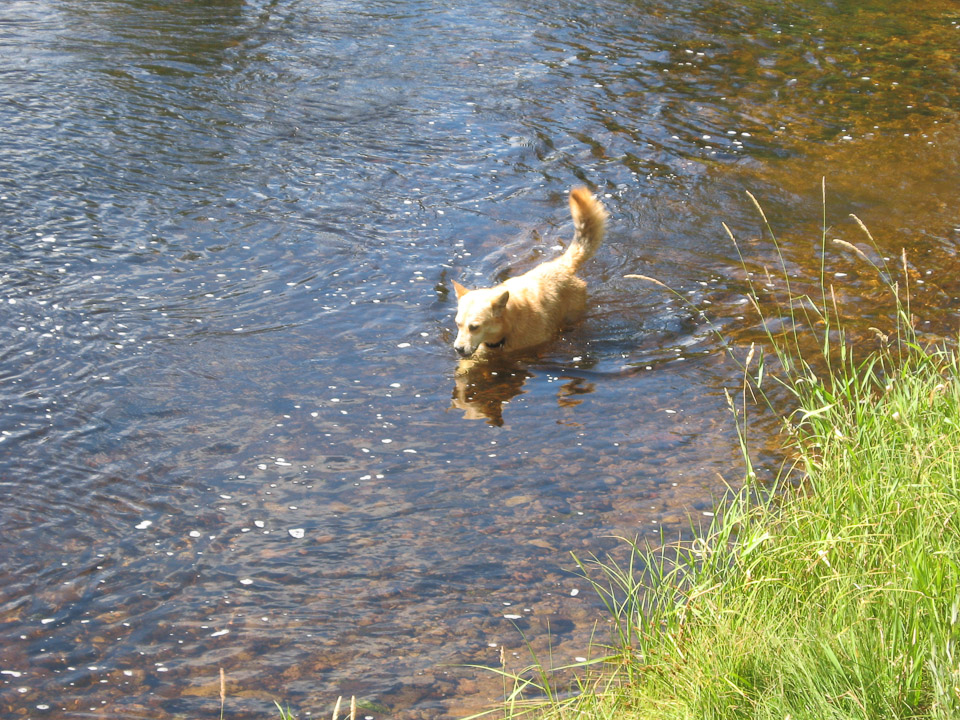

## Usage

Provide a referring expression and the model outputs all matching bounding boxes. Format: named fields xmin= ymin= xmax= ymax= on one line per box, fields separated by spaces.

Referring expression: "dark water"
xmin=1 ymin=0 xmax=958 ymax=717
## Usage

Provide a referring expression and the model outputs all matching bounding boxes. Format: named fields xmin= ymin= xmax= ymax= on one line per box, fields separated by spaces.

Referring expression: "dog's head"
xmin=452 ymin=281 xmax=509 ymax=358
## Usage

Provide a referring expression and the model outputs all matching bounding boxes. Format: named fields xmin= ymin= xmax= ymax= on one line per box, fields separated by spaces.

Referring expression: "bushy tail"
xmin=562 ymin=186 xmax=608 ymax=272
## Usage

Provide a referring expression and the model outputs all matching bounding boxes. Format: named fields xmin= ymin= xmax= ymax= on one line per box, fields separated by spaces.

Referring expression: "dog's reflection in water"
xmin=451 ymin=357 xmax=530 ymax=426
xmin=451 ymin=356 xmax=596 ymax=426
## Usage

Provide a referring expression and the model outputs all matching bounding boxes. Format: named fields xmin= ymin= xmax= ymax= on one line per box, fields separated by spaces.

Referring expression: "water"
xmin=1 ymin=0 xmax=958 ymax=717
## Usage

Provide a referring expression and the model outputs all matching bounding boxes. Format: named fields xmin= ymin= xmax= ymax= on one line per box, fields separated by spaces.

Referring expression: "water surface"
xmin=1 ymin=0 xmax=958 ymax=717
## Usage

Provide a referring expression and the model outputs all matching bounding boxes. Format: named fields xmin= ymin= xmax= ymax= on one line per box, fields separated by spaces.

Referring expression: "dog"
xmin=452 ymin=187 xmax=608 ymax=359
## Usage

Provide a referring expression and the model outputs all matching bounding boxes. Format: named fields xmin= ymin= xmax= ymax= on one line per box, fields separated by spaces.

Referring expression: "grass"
xmin=274 ymin=695 xmax=357 ymax=720
xmin=485 ymin=185 xmax=960 ymax=719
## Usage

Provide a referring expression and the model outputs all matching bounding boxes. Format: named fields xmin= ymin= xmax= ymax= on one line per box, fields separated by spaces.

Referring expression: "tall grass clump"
xmin=492 ymin=186 xmax=960 ymax=720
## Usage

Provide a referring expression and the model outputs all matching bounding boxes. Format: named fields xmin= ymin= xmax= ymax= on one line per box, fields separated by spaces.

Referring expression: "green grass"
xmin=487 ymin=187 xmax=960 ymax=720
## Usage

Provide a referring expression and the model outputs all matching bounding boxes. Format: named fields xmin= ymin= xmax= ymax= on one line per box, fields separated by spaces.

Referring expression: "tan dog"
xmin=453 ymin=187 xmax=608 ymax=358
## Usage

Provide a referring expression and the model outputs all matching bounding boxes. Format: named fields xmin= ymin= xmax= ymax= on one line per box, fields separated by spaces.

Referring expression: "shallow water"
xmin=1 ymin=0 xmax=958 ymax=717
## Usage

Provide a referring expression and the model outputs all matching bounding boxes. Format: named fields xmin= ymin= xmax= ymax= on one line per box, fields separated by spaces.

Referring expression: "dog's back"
xmin=492 ymin=187 xmax=606 ymax=345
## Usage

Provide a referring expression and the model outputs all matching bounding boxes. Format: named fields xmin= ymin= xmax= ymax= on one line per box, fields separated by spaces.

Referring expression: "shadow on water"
xmin=1 ymin=0 xmax=958 ymax=717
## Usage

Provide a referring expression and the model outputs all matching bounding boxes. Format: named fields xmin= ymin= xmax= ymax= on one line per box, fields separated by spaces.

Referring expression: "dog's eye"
xmin=468 ymin=323 xmax=480 ymax=332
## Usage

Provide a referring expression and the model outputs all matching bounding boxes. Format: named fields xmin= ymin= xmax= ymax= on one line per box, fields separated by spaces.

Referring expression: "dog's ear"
xmin=491 ymin=289 xmax=510 ymax=314
xmin=453 ymin=280 xmax=469 ymax=299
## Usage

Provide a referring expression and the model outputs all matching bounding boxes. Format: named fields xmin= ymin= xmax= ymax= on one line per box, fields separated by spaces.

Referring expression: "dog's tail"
xmin=561 ymin=187 xmax=608 ymax=272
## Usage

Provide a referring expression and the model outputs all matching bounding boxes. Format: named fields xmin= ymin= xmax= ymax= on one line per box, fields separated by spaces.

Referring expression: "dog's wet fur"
xmin=453 ymin=187 xmax=608 ymax=359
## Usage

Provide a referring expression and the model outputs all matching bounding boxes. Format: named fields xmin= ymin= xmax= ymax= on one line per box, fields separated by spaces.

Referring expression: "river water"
xmin=1 ymin=0 xmax=958 ymax=718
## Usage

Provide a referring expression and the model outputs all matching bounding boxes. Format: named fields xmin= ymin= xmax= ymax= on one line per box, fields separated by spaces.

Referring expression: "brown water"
xmin=1 ymin=0 xmax=958 ymax=718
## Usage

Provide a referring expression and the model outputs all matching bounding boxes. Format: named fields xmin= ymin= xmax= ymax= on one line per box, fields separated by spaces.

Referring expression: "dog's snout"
xmin=455 ymin=344 xmax=473 ymax=358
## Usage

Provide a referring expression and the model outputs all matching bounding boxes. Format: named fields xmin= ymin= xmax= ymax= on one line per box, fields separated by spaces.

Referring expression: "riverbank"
xmin=496 ymin=239 xmax=960 ymax=719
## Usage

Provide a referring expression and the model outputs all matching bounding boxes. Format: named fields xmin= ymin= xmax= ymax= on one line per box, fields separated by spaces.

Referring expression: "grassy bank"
xmin=494 ymin=203 xmax=960 ymax=719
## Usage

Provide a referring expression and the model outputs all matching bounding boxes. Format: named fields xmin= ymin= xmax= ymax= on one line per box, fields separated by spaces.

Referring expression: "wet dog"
xmin=452 ymin=187 xmax=608 ymax=359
